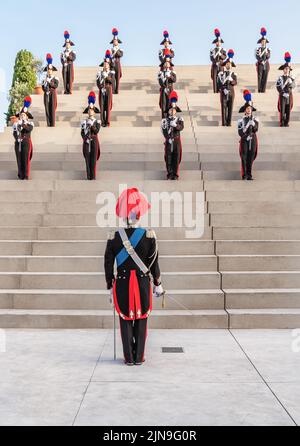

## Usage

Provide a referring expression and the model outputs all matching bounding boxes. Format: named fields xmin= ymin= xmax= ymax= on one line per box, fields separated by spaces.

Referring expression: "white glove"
xmin=87 ymin=119 xmax=93 ymax=126
xmin=170 ymin=120 xmax=177 ymax=127
xmin=223 ymin=88 xmax=229 ymax=96
xmin=153 ymin=284 xmax=164 ymax=298
xmin=249 ymin=120 xmax=255 ymax=127
xmin=283 ymin=92 xmax=289 ymax=99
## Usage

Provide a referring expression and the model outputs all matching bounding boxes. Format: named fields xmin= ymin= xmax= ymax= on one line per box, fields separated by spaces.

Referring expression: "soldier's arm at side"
xmin=147 ymin=231 xmax=161 ymax=286
xmin=104 ymin=234 xmax=116 ymax=290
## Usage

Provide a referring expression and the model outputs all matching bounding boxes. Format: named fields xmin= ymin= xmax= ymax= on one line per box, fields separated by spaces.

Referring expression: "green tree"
xmin=7 ymin=50 xmax=38 ymax=122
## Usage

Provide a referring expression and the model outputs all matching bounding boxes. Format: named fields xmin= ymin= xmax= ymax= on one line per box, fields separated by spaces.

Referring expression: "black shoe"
xmin=135 ymin=359 xmax=145 ymax=366
xmin=247 ymin=176 xmax=253 ymax=181
xmin=242 ymin=176 xmax=246 ymax=180
xmin=125 ymin=361 xmax=135 ymax=366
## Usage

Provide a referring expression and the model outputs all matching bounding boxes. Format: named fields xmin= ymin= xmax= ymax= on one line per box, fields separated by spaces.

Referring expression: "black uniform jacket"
xmin=104 ymin=228 xmax=161 ymax=320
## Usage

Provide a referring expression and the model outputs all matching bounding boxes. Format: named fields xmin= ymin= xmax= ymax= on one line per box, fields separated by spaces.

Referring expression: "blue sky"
xmin=1 ymin=0 xmax=300 ymax=128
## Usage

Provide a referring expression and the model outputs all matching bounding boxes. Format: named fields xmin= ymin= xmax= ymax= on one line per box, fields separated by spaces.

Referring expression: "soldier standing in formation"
xmin=104 ymin=188 xmax=163 ymax=366
xmin=159 ymin=30 xmax=175 ymax=64
xmin=81 ymin=92 xmax=101 ymax=180
xmin=61 ymin=31 xmax=76 ymax=95
xmin=97 ymin=58 xmax=115 ymax=127
xmin=277 ymin=52 xmax=296 ymax=127
xmin=161 ymin=91 xmax=184 ymax=180
xmin=217 ymin=50 xmax=238 ymax=126
xmin=13 ymin=97 xmax=34 ymax=180
xmin=256 ymin=28 xmax=271 ymax=93
xmin=42 ymin=54 xmax=59 ymax=127
xmin=158 ymin=51 xmax=177 ymax=118
xmin=110 ymin=28 xmax=124 ymax=94
xmin=210 ymin=29 xmax=227 ymax=93
xmin=238 ymin=90 xmax=259 ymax=181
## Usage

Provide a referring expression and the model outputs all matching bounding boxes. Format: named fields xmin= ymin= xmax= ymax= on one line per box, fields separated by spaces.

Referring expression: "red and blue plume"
xmin=243 ymin=90 xmax=252 ymax=102
xmin=260 ymin=27 xmax=267 ymax=37
xmin=64 ymin=30 xmax=70 ymax=40
xmin=214 ymin=28 xmax=221 ymax=37
xmin=112 ymin=28 xmax=119 ymax=36
xmin=88 ymin=91 xmax=96 ymax=105
xmin=105 ymin=50 xmax=112 ymax=57
xmin=285 ymin=52 xmax=291 ymax=63
xmin=24 ymin=96 xmax=32 ymax=108
xmin=228 ymin=49 xmax=234 ymax=59
xmin=169 ymin=91 xmax=178 ymax=103
xmin=46 ymin=53 xmax=53 ymax=65
xmin=163 ymin=30 xmax=169 ymax=38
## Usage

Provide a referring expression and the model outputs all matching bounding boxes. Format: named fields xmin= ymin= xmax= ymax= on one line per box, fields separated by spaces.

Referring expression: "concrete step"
xmin=0 ymin=309 xmax=229 ymax=329
xmin=213 ymin=227 xmax=300 ymax=240
xmin=0 ymin=240 xmax=215 ymax=256
xmin=216 ymin=240 xmax=300 ymax=255
xmin=228 ymin=309 xmax=300 ymax=329
xmin=219 ymin=255 xmax=300 ymax=271
xmin=222 ymin=271 xmax=300 ymax=289
xmin=0 ymin=226 xmax=213 ymax=240
xmin=0 ymin=271 xmax=221 ymax=290
xmin=205 ymin=180 xmax=299 ymax=192
xmin=0 ymin=255 xmax=218 ymax=272
xmin=225 ymin=289 xmax=300 ymax=309
xmin=0 ymin=289 xmax=224 ymax=311
xmin=203 ymin=171 xmax=300 ymax=181
xmin=211 ymin=214 xmax=300 ymax=228
xmin=208 ymin=202 xmax=300 ymax=215
xmin=0 ymin=170 xmax=203 ymax=181
xmin=206 ymin=191 xmax=300 ymax=202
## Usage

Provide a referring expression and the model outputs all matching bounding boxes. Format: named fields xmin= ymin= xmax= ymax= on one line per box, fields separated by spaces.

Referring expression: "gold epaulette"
xmin=107 ymin=231 xmax=116 ymax=240
xmin=146 ymin=229 xmax=157 ymax=239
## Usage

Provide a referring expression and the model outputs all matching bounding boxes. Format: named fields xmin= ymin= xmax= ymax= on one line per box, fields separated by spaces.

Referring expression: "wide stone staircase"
xmin=0 ymin=65 xmax=300 ymax=328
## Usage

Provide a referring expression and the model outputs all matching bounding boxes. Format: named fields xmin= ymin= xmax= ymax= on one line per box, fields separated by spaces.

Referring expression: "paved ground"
xmin=0 ymin=329 xmax=300 ymax=426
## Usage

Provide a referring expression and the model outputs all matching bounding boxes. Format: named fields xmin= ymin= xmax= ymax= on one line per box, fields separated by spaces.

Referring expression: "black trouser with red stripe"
xmin=15 ymin=140 xmax=32 ymax=180
xmin=221 ymin=93 xmax=234 ymax=126
xmin=240 ymin=137 xmax=257 ymax=179
xmin=119 ymin=317 xmax=148 ymax=364
xmin=257 ymin=63 xmax=269 ymax=93
xmin=165 ymin=137 xmax=182 ymax=179
xmin=279 ymin=95 xmax=292 ymax=127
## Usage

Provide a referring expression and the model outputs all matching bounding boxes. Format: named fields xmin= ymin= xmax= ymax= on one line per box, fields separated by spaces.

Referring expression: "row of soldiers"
xmin=11 ymin=29 xmax=297 ymax=182
xmin=42 ymin=29 xmax=123 ymax=127
xmin=12 ymin=29 xmax=124 ymax=180
xmin=158 ymin=31 xmax=184 ymax=180
xmin=210 ymin=28 xmax=296 ymax=127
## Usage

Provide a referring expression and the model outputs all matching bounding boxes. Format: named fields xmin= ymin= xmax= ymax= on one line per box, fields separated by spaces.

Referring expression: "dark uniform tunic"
xmin=81 ymin=117 xmax=101 ymax=180
xmin=61 ymin=49 xmax=76 ymax=94
xmin=13 ymin=120 xmax=34 ymax=180
xmin=276 ymin=74 xmax=296 ymax=127
xmin=217 ymin=70 xmax=238 ymax=126
xmin=161 ymin=115 xmax=184 ymax=179
xmin=256 ymin=46 xmax=271 ymax=93
xmin=238 ymin=115 xmax=259 ymax=179
xmin=158 ymin=68 xmax=177 ymax=118
xmin=210 ymin=47 xmax=227 ymax=93
xmin=111 ymin=46 xmax=123 ymax=94
xmin=42 ymin=75 xmax=59 ymax=127
xmin=105 ymin=228 xmax=161 ymax=364
xmin=97 ymin=70 xmax=115 ymax=127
